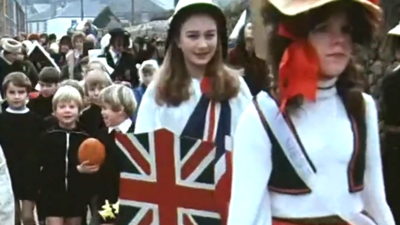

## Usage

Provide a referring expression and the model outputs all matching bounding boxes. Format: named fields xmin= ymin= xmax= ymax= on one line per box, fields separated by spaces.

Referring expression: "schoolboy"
xmin=0 ymin=72 xmax=43 ymax=225
xmin=37 ymin=85 xmax=97 ymax=225
xmin=95 ymin=84 xmax=137 ymax=224
xmin=28 ymin=66 xmax=60 ymax=119
xmin=43 ymin=79 xmax=85 ymax=126
xmin=80 ymin=69 xmax=112 ymax=135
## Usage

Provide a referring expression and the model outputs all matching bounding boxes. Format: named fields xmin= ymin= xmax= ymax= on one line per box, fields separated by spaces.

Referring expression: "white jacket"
xmin=0 ymin=145 xmax=14 ymax=224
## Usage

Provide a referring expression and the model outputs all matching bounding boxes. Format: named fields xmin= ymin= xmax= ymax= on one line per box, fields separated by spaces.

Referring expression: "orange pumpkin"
xmin=78 ymin=138 xmax=106 ymax=165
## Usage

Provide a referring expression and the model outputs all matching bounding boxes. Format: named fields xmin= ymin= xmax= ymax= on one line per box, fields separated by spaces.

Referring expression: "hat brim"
xmin=28 ymin=42 xmax=60 ymax=72
xmin=269 ymin=0 xmax=380 ymax=18
xmin=388 ymin=24 xmax=400 ymax=36
xmin=250 ymin=0 xmax=381 ymax=60
xmin=166 ymin=3 xmax=228 ymax=59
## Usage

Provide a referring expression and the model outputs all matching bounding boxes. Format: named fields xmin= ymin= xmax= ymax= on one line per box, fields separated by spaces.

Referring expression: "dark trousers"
xmin=383 ymin=133 xmax=400 ymax=224
xmin=81 ymin=195 xmax=100 ymax=225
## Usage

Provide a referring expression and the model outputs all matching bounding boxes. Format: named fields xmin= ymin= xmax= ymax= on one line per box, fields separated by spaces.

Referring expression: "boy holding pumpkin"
xmin=36 ymin=85 xmax=99 ymax=225
xmin=93 ymin=84 xmax=137 ymax=224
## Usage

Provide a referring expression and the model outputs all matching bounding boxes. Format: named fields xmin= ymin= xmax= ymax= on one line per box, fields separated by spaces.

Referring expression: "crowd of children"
xmin=0 ymin=59 xmax=157 ymax=225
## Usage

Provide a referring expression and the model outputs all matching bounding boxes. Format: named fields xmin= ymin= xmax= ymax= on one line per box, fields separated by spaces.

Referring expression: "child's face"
xmin=101 ymin=103 xmax=124 ymax=127
xmin=5 ymin=83 xmax=28 ymax=109
xmin=142 ymin=72 xmax=153 ymax=86
xmin=60 ymin=45 xmax=69 ymax=53
xmin=39 ymin=82 xmax=58 ymax=97
xmin=54 ymin=100 xmax=79 ymax=127
xmin=74 ymin=38 xmax=84 ymax=51
xmin=87 ymin=84 xmax=106 ymax=104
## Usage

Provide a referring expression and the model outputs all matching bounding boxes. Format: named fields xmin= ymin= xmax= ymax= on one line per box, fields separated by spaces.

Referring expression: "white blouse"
xmin=228 ymin=81 xmax=394 ymax=225
xmin=134 ymin=76 xmax=252 ymax=136
xmin=0 ymin=144 xmax=14 ymax=224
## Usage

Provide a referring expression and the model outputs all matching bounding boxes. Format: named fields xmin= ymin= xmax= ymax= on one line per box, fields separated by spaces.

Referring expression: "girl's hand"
xmin=21 ymin=200 xmax=35 ymax=225
xmin=77 ymin=161 xmax=99 ymax=174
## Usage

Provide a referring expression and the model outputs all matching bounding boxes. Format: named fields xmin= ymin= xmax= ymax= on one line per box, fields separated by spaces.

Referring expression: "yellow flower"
xmin=112 ymin=201 xmax=120 ymax=214
xmin=99 ymin=200 xmax=116 ymax=220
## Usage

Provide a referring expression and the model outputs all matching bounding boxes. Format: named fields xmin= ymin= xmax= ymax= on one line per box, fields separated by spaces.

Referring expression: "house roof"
xmin=56 ymin=1 xmax=106 ymax=18
xmin=28 ymin=0 xmax=169 ymax=22
xmin=27 ymin=8 xmax=53 ymax=21
xmin=110 ymin=0 xmax=169 ymax=15
xmin=92 ymin=6 xmax=120 ymax=28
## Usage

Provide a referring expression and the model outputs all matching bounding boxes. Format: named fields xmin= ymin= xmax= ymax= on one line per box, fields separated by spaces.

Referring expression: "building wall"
xmin=27 ymin=20 xmax=46 ymax=34
xmin=0 ymin=0 xmax=26 ymax=36
xmin=47 ymin=17 xmax=94 ymax=37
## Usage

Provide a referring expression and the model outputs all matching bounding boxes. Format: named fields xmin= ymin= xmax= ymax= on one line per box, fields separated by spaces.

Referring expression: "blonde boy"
xmin=80 ymin=69 xmax=113 ymax=135
xmin=98 ymin=84 xmax=136 ymax=130
xmin=96 ymin=84 xmax=137 ymax=224
xmin=40 ymin=86 xmax=97 ymax=225
xmin=60 ymin=79 xmax=85 ymax=99
xmin=84 ymin=69 xmax=112 ymax=105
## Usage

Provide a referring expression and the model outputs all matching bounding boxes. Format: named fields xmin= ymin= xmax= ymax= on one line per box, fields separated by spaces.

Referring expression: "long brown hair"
xmin=264 ymin=1 xmax=375 ymax=143
xmin=155 ymin=12 xmax=240 ymax=106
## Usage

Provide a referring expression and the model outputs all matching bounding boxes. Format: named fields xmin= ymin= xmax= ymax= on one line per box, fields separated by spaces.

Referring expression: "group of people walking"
xmin=1 ymin=0 xmax=400 ymax=225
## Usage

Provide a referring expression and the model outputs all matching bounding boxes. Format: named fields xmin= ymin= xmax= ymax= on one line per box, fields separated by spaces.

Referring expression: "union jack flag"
xmin=115 ymin=128 xmax=221 ymax=225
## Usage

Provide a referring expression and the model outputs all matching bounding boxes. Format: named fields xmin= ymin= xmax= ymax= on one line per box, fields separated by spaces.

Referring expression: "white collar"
xmin=108 ymin=118 xmax=132 ymax=134
xmin=6 ymin=107 xmax=29 ymax=114
xmin=74 ymin=50 xmax=81 ymax=59
xmin=316 ymin=78 xmax=337 ymax=99
xmin=110 ymin=48 xmax=120 ymax=58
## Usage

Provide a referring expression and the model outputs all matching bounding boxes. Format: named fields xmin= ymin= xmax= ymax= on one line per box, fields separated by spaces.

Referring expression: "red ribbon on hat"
xmin=278 ymin=24 xmax=320 ymax=111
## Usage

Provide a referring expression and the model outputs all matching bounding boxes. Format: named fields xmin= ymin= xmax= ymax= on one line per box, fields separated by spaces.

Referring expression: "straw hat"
xmin=166 ymin=0 xmax=227 ymax=59
xmin=250 ymin=0 xmax=381 ymax=59
xmin=268 ymin=0 xmax=380 ymax=17
xmin=2 ymin=38 xmax=22 ymax=53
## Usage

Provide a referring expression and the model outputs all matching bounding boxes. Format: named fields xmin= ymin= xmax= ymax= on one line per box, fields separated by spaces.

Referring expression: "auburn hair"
xmin=27 ymin=33 xmax=40 ymax=42
xmin=263 ymin=1 xmax=375 ymax=151
xmin=155 ymin=13 xmax=240 ymax=106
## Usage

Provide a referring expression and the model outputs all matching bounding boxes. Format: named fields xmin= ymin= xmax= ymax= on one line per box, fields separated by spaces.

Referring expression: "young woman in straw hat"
xmin=229 ymin=0 xmax=394 ymax=225
xmin=380 ymin=22 xmax=400 ymax=224
xmin=135 ymin=0 xmax=251 ymax=223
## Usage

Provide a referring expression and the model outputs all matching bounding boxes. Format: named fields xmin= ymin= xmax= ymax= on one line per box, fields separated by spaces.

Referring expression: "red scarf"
xmin=277 ymin=0 xmax=379 ymax=111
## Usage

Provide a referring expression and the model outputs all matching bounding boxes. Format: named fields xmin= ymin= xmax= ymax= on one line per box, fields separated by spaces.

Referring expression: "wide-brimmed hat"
xmin=388 ymin=22 xmax=400 ymax=36
xmin=229 ymin=10 xmax=249 ymax=40
xmin=268 ymin=0 xmax=379 ymax=17
xmin=106 ymin=28 xmax=132 ymax=48
xmin=109 ymin=28 xmax=130 ymax=37
xmin=250 ymin=0 xmax=381 ymax=59
xmin=2 ymin=38 xmax=22 ymax=53
xmin=28 ymin=41 xmax=60 ymax=72
xmin=166 ymin=0 xmax=228 ymax=59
